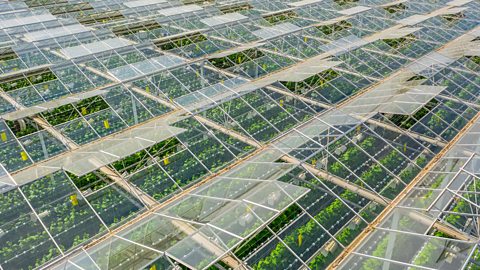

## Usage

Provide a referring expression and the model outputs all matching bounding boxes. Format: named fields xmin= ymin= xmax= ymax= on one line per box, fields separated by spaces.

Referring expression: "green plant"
xmin=384 ymin=3 xmax=406 ymax=14
xmin=264 ymin=11 xmax=296 ymax=25
xmin=316 ymin=21 xmax=352 ymax=35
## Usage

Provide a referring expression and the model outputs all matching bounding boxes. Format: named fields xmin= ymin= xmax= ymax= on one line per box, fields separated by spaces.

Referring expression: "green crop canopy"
xmin=0 ymin=0 xmax=479 ymax=269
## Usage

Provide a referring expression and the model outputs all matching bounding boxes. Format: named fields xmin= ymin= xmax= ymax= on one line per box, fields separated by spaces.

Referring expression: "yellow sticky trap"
xmin=81 ymin=107 xmax=87 ymax=115
xmin=220 ymin=79 xmax=224 ymax=84
xmin=298 ymin=233 xmax=303 ymax=246
xmin=163 ymin=157 xmax=170 ymax=165
xmin=150 ymin=265 xmax=157 ymax=270
xmin=404 ymin=143 xmax=407 ymax=153
xmin=43 ymin=84 xmax=49 ymax=90
xmin=70 ymin=194 xmax=78 ymax=206
xmin=304 ymin=36 xmax=308 ymax=42
xmin=279 ymin=99 xmax=284 ymax=107
xmin=311 ymin=159 xmax=317 ymax=166
xmin=1 ymin=132 xmax=7 ymax=142
xmin=20 ymin=151 xmax=28 ymax=161
xmin=145 ymin=85 xmax=150 ymax=93
xmin=262 ymin=63 xmax=267 ymax=70
xmin=103 ymin=120 xmax=110 ymax=129
xmin=237 ymin=56 xmax=242 ymax=63
xmin=356 ymin=125 xmax=361 ymax=133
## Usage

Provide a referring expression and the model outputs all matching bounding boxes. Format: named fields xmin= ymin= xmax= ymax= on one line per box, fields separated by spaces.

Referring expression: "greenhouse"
xmin=0 ymin=0 xmax=479 ymax=269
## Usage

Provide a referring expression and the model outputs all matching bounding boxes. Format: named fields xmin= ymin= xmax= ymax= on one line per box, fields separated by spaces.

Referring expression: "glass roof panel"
xmin=0 ymin=0 xmax=479 ymax=269
xmin=157 ymin=4 xmax=203 ymax=17
xmin=124 ymin=0 xmax=167 ymax=8
xmin=60 ymin=38 xmax=134 ymax=59
xmin=0 ymin=188 xmax=62 ymax=270
xmin=354 ymin=229 xmax=474 ymax=269
xmin=200 ymin=13 xmax=248 ymax=27
xmin=0 ymin=14 xmax=57 ymax=30
xmin=23 ymin=24 xmax=90 ymax=42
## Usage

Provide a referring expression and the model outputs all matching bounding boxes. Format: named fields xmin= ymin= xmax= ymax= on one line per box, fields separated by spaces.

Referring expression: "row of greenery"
xmin=281 ymin=69 xmax=340 ymax=95
xmin=0 ymin=71 xmax=57 ymax=92
xmin=113 ymin=118 xmax=255 ymax=202
xmin=0 ymin=170 xmax=143 ymax=270
xmin=263 ymin=11 xmax=297 ymax=25
xmin=246 ymin=130 xmax=427 ymax=269
xmin=248 ymin=126 xmax=432 ymax=269
xmin=205 ymin=88 xmax=321 ymax=142
xmin=210 ymin=49 xmax=265 ymax=70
